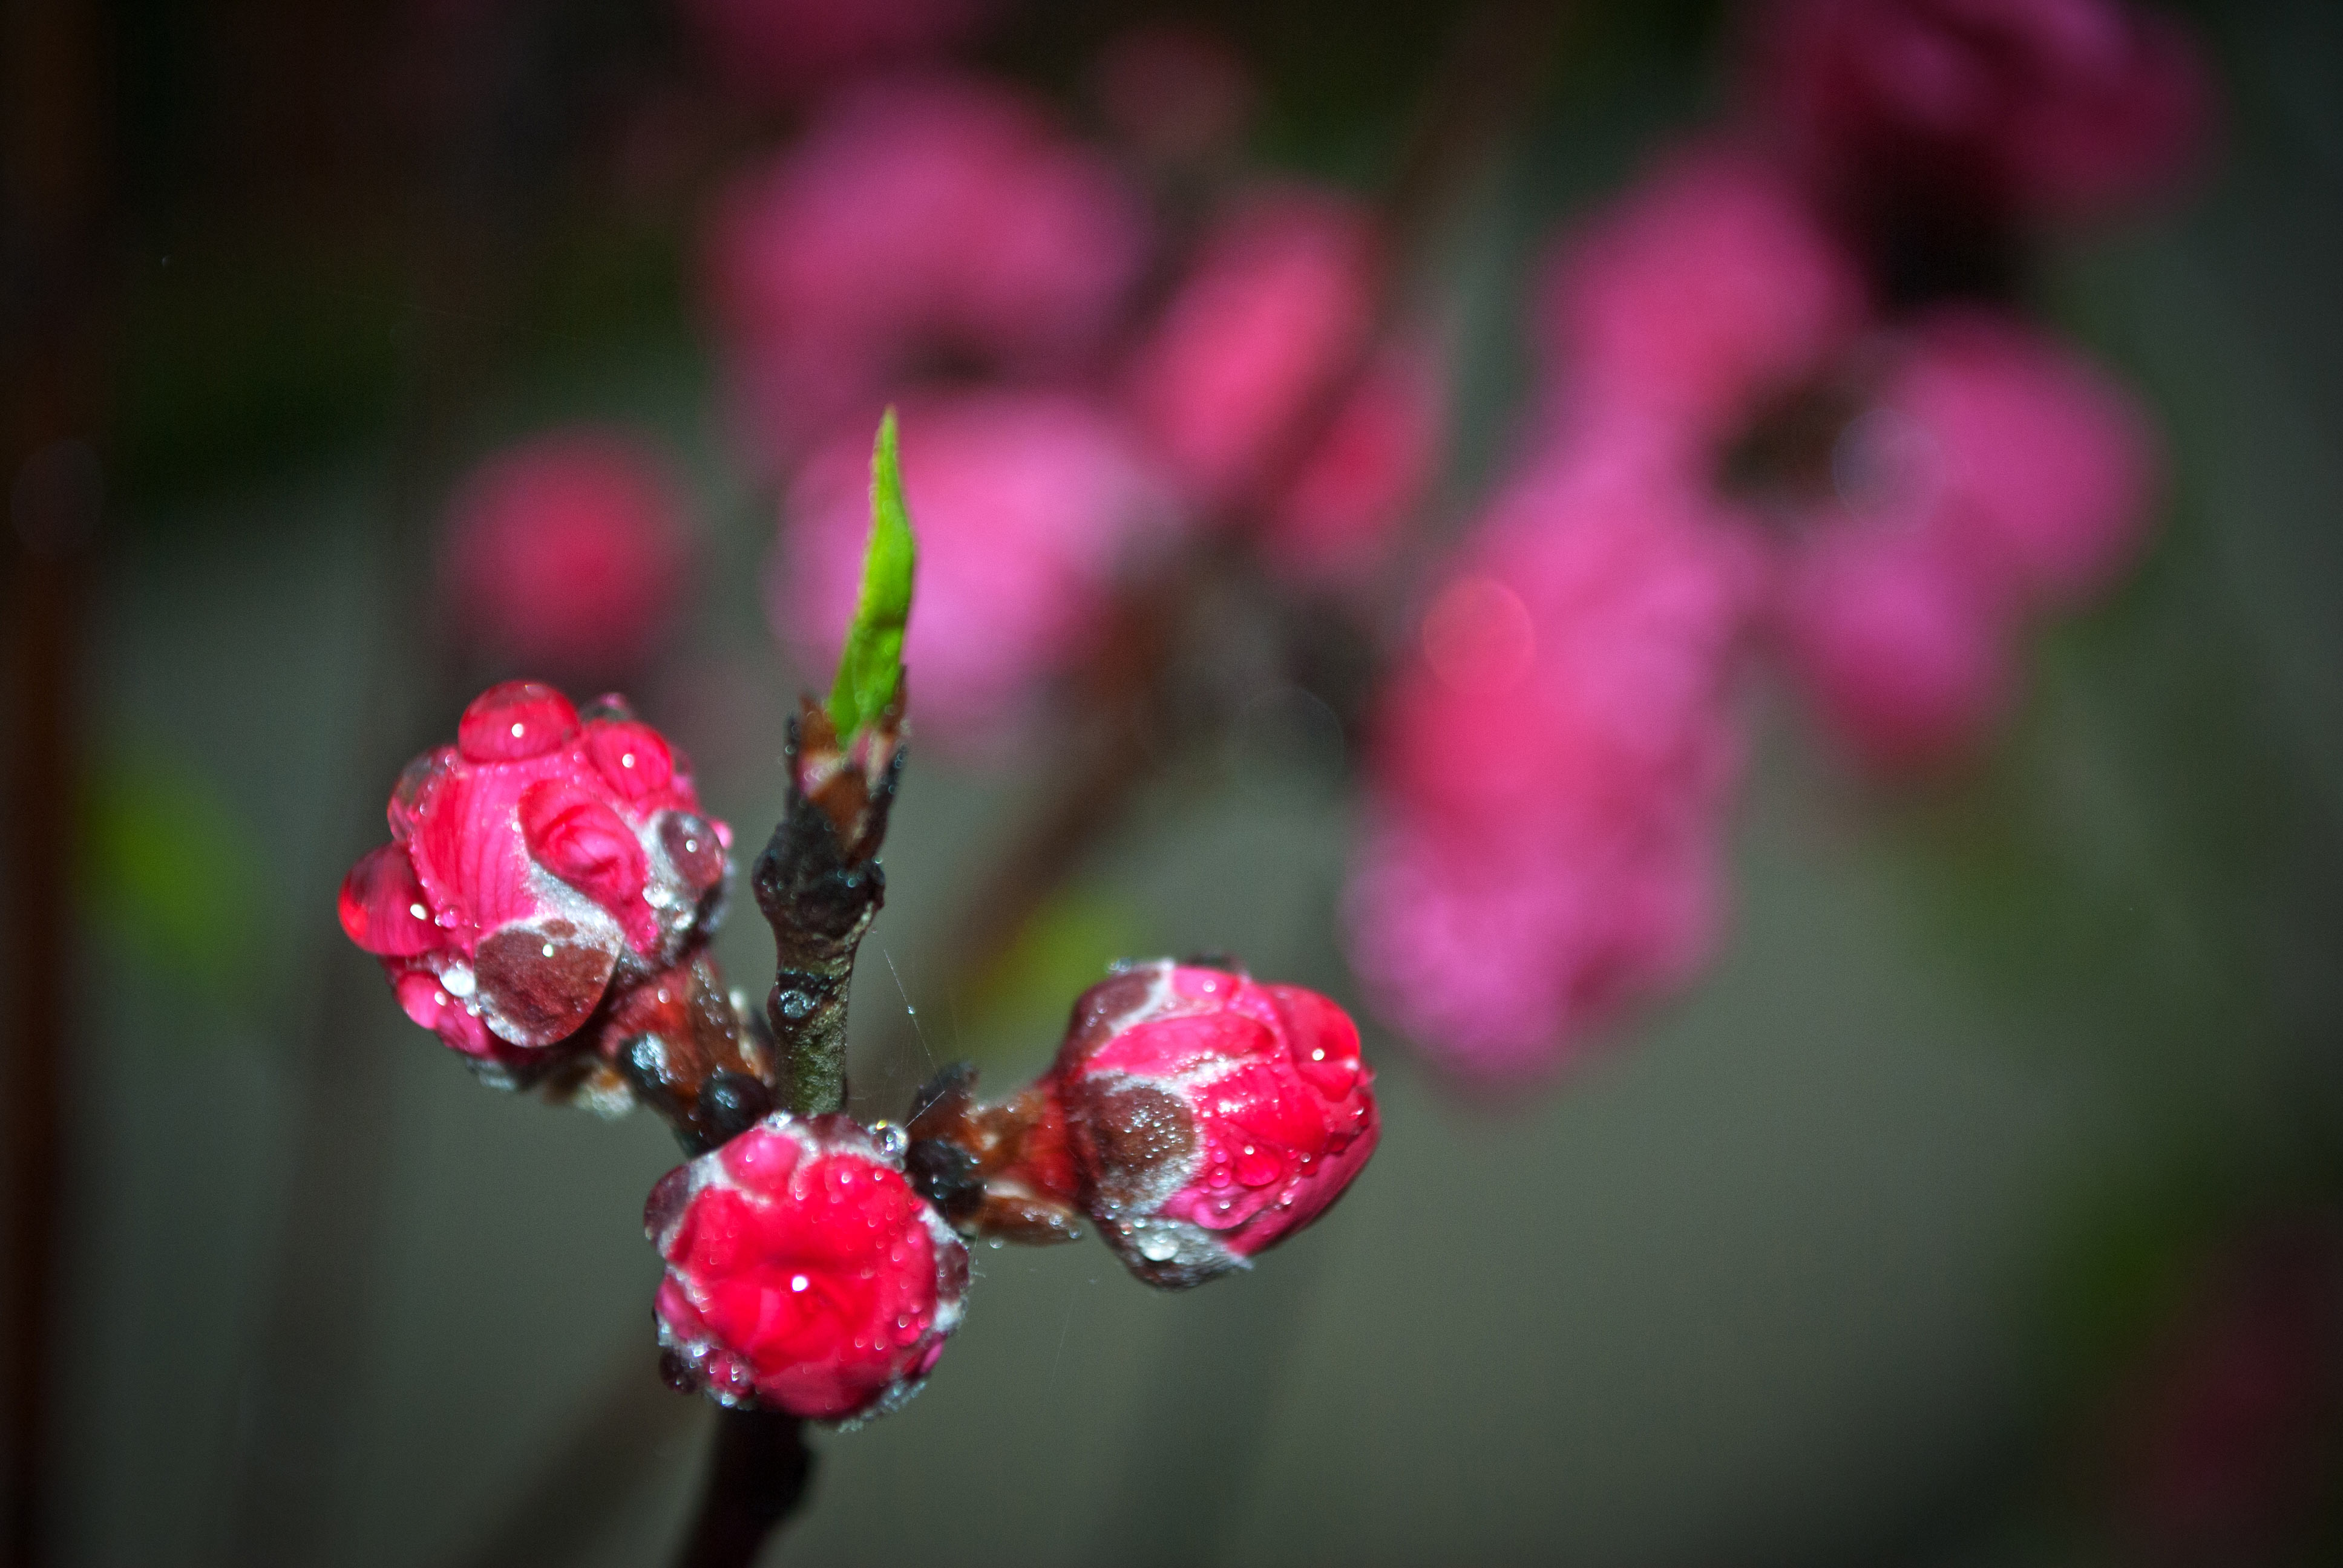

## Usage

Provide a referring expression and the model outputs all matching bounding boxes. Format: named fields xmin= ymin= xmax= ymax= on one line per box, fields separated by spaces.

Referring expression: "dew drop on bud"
xmin=339 ymin=844 xmax=443 ymax=957
xmin=473 ymin=920 xmax=617 ymax=1046
xmin=1137 ymin=1230 xmax=1180 ymax=1263
xmin=457 ymin=681 xmax=580 ymax=763
xmin=870 ymin=1122 xmax=908 ymax=1161
xmin=776 ymin=988 xmax=815 ymax=1021
xmin=660 ymin=811 xmax=727 ymax=893
xmin=387 ymin=750 xmax=453 ymax=842
xmin=580 ymin=693 xmax=637 ymax=725
xmin=644 ymin=1166 xmax=693 ymax=1241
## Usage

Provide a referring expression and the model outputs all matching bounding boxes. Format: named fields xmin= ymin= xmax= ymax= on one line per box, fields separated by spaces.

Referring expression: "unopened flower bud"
xmin=339 ymin=681 xmax=732 ymax=1078
xmin=1051 ymin=960 xmax=1378 ymax=1288
xmin=646 ymin=1113 xmax=968 ymax=1422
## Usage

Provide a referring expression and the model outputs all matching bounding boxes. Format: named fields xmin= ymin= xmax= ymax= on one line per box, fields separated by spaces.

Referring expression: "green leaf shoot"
xmin=826 ymin=408 xmax=917 ymax=737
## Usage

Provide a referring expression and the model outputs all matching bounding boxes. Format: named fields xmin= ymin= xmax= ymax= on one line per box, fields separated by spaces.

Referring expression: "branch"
xmin=674 ymin=1408 xmax=814 ymax=1568
xmin=755 ymin=699 xmax=903 ymax=1119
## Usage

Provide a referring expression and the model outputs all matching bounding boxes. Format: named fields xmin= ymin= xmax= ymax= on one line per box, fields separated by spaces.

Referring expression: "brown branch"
xmin=753 ymin=699 xmax=903 ymax=1121
xmin=675 ymin=1408 xmax=813 ymax=1568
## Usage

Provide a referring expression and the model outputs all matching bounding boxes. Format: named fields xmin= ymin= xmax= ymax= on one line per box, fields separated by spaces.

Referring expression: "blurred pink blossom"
xmin=706 ymin=74 xmax=1150 ymax=466
xmin=773 ymin=390 xmax=1175 ymax=749
xmin=1748 ymin=0 xmax=2212 ymax=221
xmin=1777 ymin=310 xmax=2159 ymax=769
xmin=1345 ymin=443 xmax=1764 ymax=1081
xmin=1869 ymin=308 xmax=2160 ymax=607
xmin=1126 ymin=186 xmax=1446 ymax=583
xmin=439 ymin=430 xmax=690 ymax=682
xmin=1534 ymin=142 xmax=1867 ymax=447
xmin=1779 ymin=520 xmax=2013 ymax=774
xmin=678 ymin=0 xmax=997 ymax=102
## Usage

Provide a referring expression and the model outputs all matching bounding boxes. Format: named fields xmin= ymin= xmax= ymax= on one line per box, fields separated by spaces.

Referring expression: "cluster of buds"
xmin=341 ymin=675 xmax=1380 ymax=1423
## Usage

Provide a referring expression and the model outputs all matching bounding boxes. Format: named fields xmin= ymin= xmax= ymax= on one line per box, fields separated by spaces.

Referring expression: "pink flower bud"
xmin=1535 ymin=142 xmax=1866 ymax=446
xmin=704 ymin=73 xmax=1149 ymax=466
xmin=1049 ymin=961 xmax=1378 ymax=1289
xmin=438 ymin=431 xmax=690 ymax=682
xmin=339 ymin=682 xmax=732 ymax=1074
xmin=1749 ymin=0 xmax=2212 ymax=221
xmin=647 ymin=1113 xmax=969 ymax=1422
xmin=774 ymin=389 xmax=1175 ymax=750
xmin=1125 ymin=186 xmax=1447 ymax=580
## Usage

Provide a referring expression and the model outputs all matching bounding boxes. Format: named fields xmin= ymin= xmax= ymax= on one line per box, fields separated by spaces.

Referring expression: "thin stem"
xmin=752 ymin=704 xmax=902 ymax=1120
xmin=674 ymin=1409 xmax=813 ymax=1568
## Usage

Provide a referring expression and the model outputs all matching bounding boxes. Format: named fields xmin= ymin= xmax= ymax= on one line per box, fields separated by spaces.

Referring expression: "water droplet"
xmin=870 ymin=1122 xmax=908 ymax=1160
xmin=777 ymin=990 xmax=814 ymax=1021
xmin=1311 ymin=1048 xmax=1325 ymax=1061
xmin=987 ymin=1238 xmax=1005 ymax=1250
xmin=790 ymin=1274 xmax=809 ymax=1292
xmin=621 ymin=753 xmax=636 ymax=769
xmin=408 ymin=902 xmax=428 ymax=921
xmin=540 ymin=942 xmax=555 ymax=959
xmin=1137 ymin=1232 xmax=1179 ymax=1262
